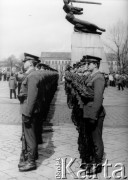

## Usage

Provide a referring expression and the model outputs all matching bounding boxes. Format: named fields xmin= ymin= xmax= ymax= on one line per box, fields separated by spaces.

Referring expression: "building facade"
xmin=40 ymin=51 xmax=120 ymax=74
xmin=40 ymin=52 xmax=71 ymax=75
xmin=106 ymin=53 xmax=118 ymax=73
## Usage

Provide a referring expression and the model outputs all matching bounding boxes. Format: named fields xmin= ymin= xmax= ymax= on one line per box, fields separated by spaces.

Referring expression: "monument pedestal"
xmin=71 ymin=32 xmax=109 ymax=73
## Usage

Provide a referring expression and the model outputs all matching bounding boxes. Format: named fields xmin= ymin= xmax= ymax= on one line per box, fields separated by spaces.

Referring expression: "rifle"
xmin=71 ymin=0 xmax=102 ymax=5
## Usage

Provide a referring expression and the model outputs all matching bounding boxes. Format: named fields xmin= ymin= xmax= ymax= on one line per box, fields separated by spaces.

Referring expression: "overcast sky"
xmin=0 ymin=0 xmax=128 ymax=60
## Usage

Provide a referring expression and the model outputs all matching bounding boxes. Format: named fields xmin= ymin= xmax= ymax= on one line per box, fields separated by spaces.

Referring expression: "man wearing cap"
xmin=81 ymin=55 xmax=106 ymax=175
xmin=18 ymin=53 xmax=41 ymax=172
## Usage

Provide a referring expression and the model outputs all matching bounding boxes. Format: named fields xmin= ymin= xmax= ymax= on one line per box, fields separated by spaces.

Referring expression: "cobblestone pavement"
xmin=0 ymin=81 xmax=128 ymax=180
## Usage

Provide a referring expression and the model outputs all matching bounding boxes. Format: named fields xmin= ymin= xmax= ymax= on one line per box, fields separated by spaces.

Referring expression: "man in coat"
xmin=81 ymin=55 xmax=106 ymax=175
xmin=17 ymin=70 xmax=24 ymax=95
xmin=9 ymin=72 xmax=17 ymax=99
xmin=18 ymin=54 xmax=41 ymax=172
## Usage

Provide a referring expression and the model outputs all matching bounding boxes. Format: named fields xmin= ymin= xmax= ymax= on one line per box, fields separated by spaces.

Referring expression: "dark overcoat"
xmin=20 ymin=69 xmax=42 ymax=117
xmin=83 ymin=71 xmax=106 ymax=120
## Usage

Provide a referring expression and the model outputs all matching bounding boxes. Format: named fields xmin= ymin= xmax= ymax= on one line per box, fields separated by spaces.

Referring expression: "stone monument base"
xmin=71 ymin=32 xmax=109 ymax=73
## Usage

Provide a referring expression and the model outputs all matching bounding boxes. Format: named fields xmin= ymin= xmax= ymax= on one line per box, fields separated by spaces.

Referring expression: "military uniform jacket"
xmin=83 ymin=71 xmax=106 ymax=120
xmin=20 ymin=68 xmax=42 ymax=117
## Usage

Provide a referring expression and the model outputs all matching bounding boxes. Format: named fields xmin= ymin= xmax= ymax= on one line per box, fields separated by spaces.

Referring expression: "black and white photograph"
xmin=0 ymin=0 xmax=128 ymax=179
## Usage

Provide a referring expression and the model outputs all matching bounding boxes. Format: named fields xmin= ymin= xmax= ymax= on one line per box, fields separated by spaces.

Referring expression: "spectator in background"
xmin=117 ymin=75 xmax=124 ymax=91
xmin=3 ymin=71 xmax=7 ymax=81
xmin=125 ymin=75 xmax=128 ymax=88
xmin=104 ymin=74 xmax=109 ymax=87
xmin=112 ymin=73 xmax=116 ymax=87
xmin=109 ymin=73 xmax=114 ymax=86
xmin=6 ymin=71 xmax=10 ymax=81
xmin=0 ymin=70 xmax=2 ymax=81
xmin=122 ymin=74 xmax=126 ymax=87
xmin=115 ymin=73 xmax=119 ymax=80
xmin=17 ymin=70 xmax=24 ymax=95
xmin=115 ymin=73 xmax=119 ymax=86
xmin=9 ymin=73 xmax=17 ymax=99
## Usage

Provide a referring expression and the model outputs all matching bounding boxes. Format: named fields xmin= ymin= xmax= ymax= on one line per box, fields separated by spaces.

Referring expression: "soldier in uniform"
xmin=65 ymin=55 xmax=106 ymax=175
xmin=18 ymin=53 xmax=41 ymax=172
xmin=81 ymin=55 xmax=106 ymax=175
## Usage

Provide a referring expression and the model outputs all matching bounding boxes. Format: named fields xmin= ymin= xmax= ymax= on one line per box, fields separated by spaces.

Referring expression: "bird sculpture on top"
xmin=63 ymin=0 xmax=106 ymax=35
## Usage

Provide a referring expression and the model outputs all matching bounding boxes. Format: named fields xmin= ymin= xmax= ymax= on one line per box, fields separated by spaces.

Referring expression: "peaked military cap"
xmin=80 ymin=58 xmax=87 ymax=65
xmin=37 ymin=62 xmax=46 ymax=67
xmin=82 ymin=55 xmax=102 ymax=63
xmin=80 ymin=56 xmax=89 ymax=64
xmin=37 ymin=62 xmax=49 ymax=69
xmin=76 ymin=62 xmax=83 ymax=68
xmin=65 ymin=64 xmax=72 ymax=71
xmin=73 ymin=63 xmax=77 ymax=68
xmin=23 ymin=53 xmax=41 ymax=63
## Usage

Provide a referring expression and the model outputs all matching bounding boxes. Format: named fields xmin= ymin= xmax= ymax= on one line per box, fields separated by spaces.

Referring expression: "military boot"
xmin=86 ymin=163 xmax=102 ymax=175
xmin=18 ymin=161 xmax=27 ymax=168
xmin=19 ymin=153 xmax=36 ymax=172
xmin=19 ymin=161 xmax=36 ymax=172
xmin=86 ymin=155 xmax=103 ymax=175
xmin=80 ymin=154 xmax=95 ymax=170
xmin=18 ymin=152 xmax=28 ymax=168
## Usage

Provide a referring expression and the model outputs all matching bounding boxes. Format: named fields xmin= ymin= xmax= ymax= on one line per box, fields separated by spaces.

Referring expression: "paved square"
xmin=0 ymin=81 xmax=128 ymax=180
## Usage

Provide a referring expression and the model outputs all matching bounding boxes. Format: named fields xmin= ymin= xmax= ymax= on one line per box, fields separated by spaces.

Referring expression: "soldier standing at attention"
xmin=18 ymin=54 xmax=41 ymax=172
xmin=82 ymin=55 xmax=106 ymax=175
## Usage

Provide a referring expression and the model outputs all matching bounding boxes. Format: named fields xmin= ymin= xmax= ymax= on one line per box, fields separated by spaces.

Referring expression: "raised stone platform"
xmin=71 ymin=32 xmax=109 ymax=73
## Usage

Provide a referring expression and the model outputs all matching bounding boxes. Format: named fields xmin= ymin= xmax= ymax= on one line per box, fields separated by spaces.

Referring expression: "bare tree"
xmin=121 ymin=29 xmax=128 ymax=72
xmin=7 ymin=56 xmax=13 ymax=72
xmin=6 ymin=55 xmax=23 ymax=72
xmin=105 ymin=21 xmax=128 ymax=73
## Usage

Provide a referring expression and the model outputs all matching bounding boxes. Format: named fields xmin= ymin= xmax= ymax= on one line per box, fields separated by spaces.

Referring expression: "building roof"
xmin=40 ymin=52 xmax=71 ymax=60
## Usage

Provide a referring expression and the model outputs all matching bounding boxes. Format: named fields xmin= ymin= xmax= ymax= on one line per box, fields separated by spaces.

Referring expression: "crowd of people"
xmin=0 ymin=69 xmax=25 ymax=99
xmin=1 ymin=66 xmax=128 ymax=93
xmin=104 ymin=73 xmax=128 ymax=90
xmin=0 ymin=69 xmax=11 ymax=81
